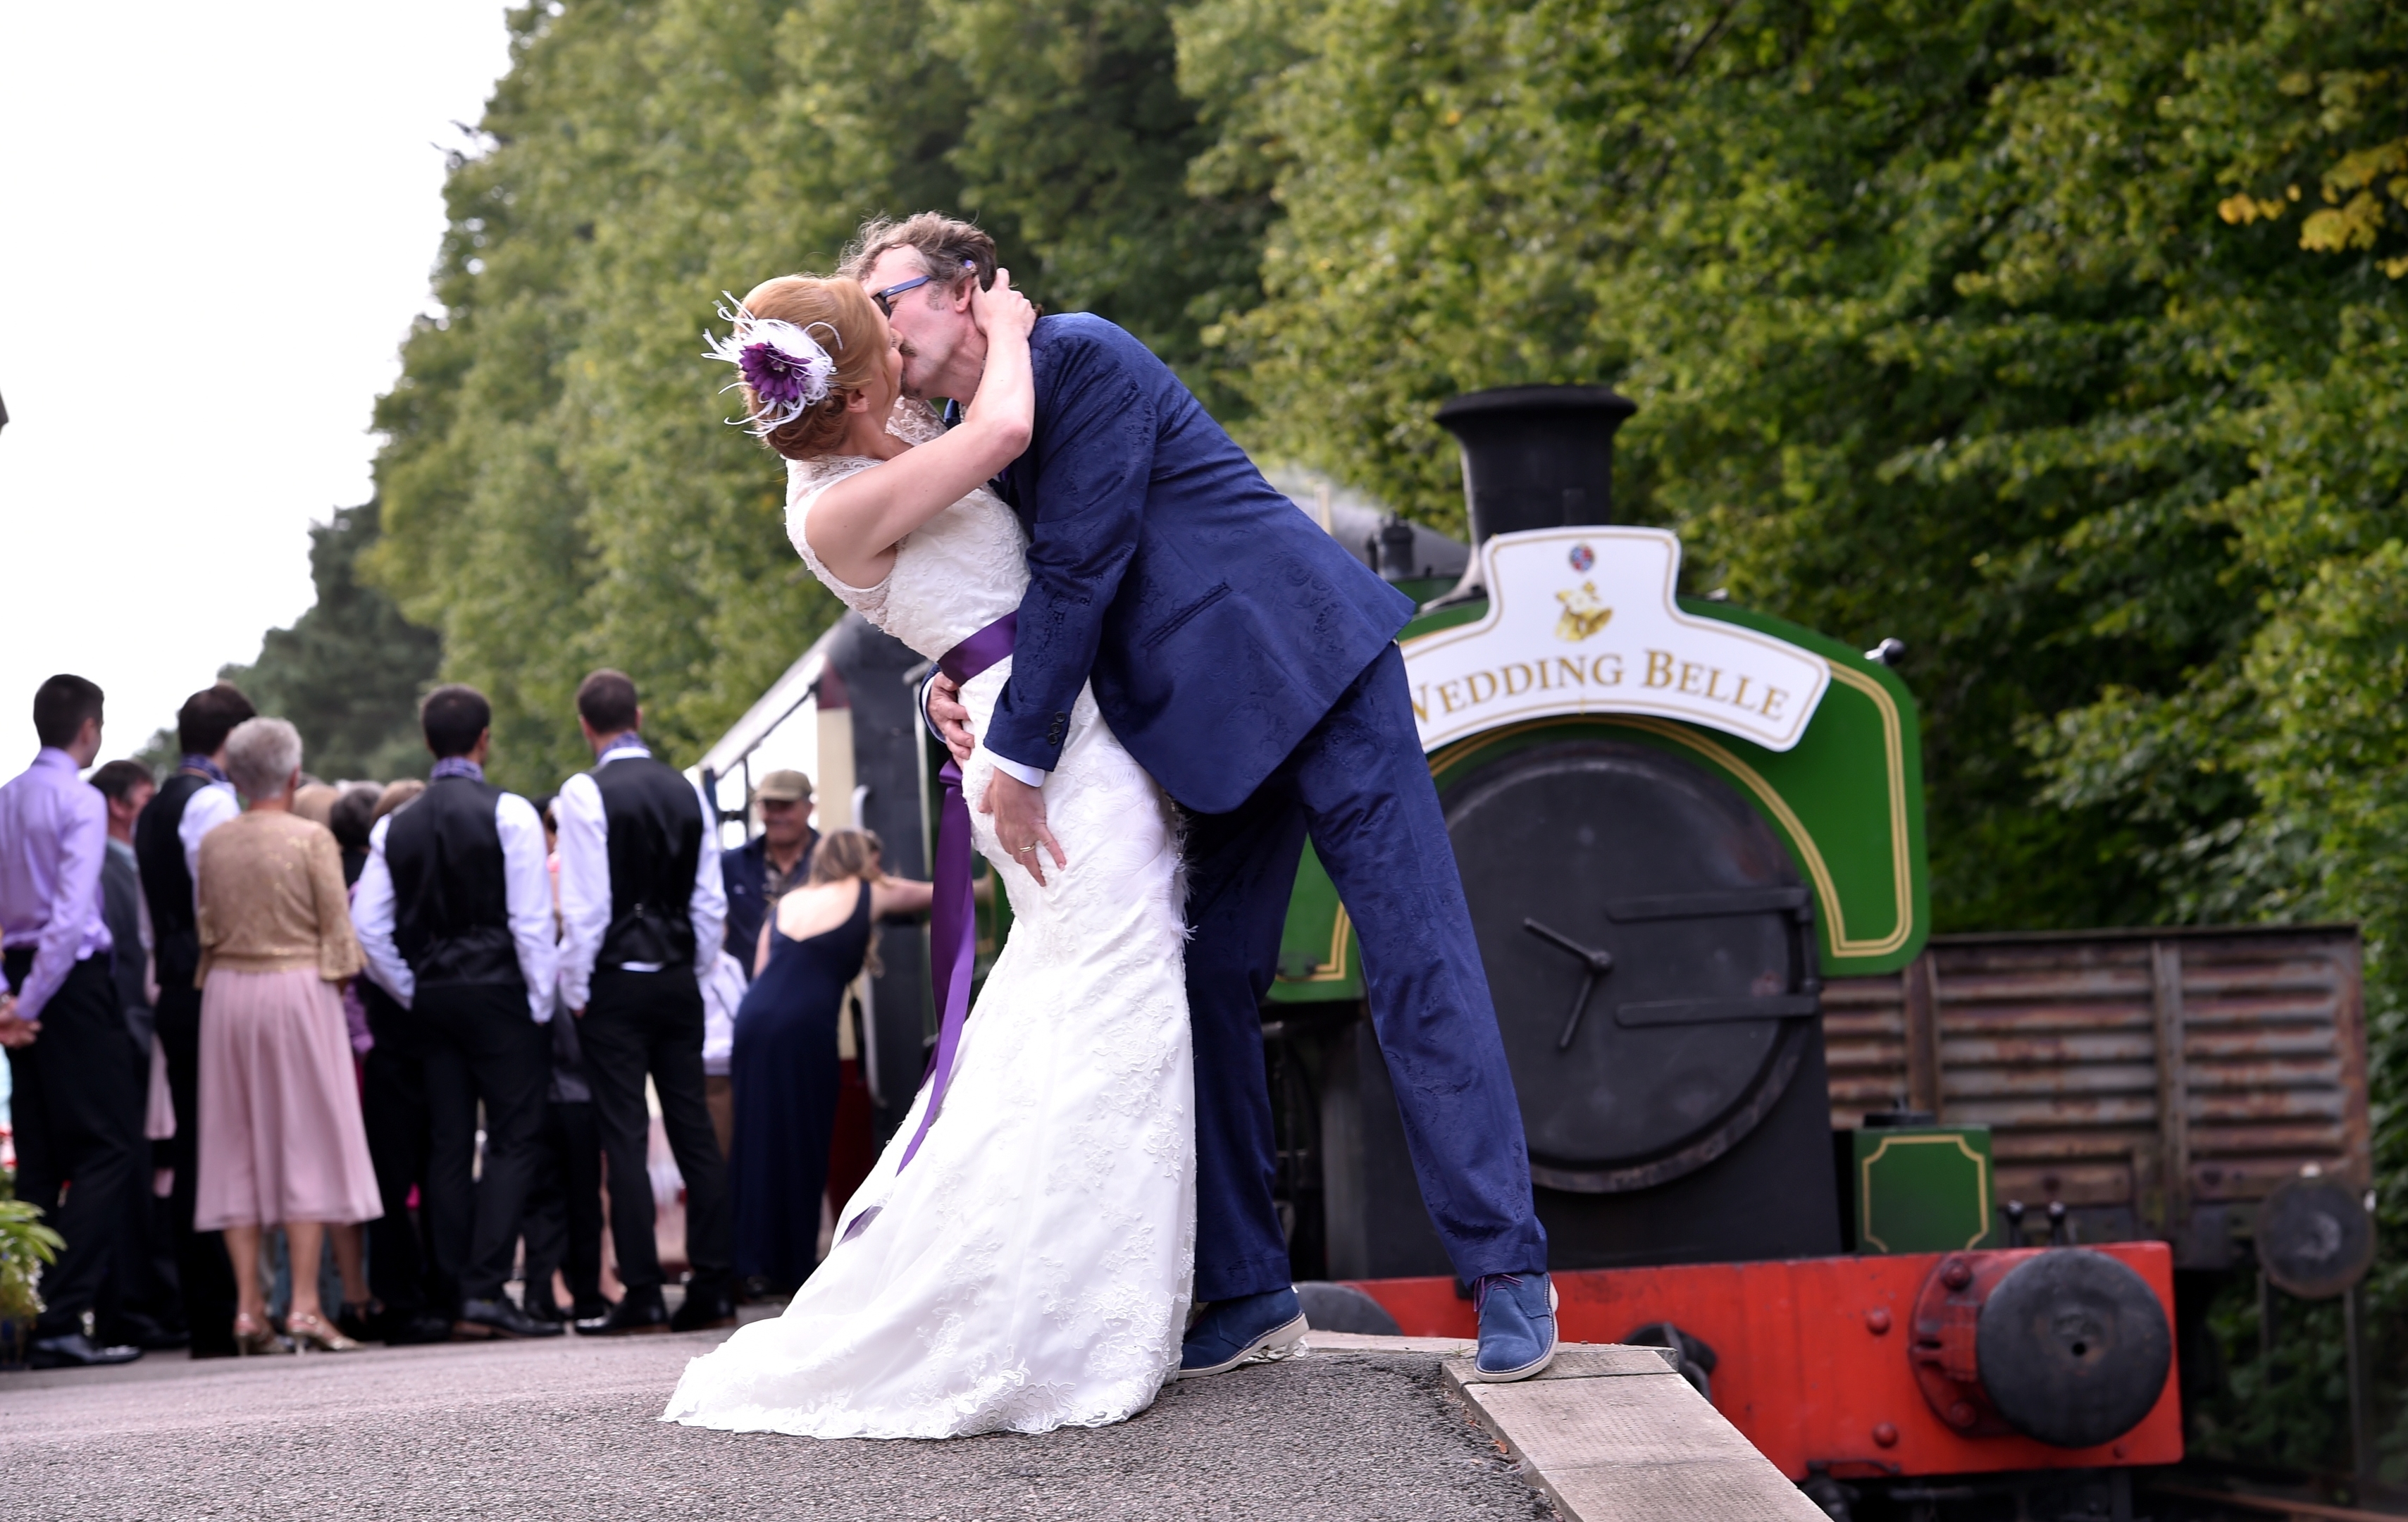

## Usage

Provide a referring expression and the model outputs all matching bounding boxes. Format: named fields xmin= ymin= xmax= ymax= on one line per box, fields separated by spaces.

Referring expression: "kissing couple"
xmin=665 ymin=213 xmax=1554 ymax=1440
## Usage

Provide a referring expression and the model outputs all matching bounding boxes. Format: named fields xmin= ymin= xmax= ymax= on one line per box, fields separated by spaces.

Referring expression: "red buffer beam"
xmin=1346 ymin=1242 xmax=2182 ymax=1481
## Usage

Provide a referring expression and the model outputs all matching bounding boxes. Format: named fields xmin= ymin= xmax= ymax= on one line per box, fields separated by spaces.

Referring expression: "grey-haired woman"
xmin=192 ymin=717 xmax=381 ymax=1354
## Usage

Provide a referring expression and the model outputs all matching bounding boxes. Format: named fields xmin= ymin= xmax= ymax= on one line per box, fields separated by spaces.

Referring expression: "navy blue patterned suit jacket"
xmin=981 ymin=314 xmax=1415 ymax=815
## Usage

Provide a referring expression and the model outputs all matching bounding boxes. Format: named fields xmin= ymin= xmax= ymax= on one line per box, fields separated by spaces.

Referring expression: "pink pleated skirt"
xmin=194 ymin=967 xmax=383 ymax=1230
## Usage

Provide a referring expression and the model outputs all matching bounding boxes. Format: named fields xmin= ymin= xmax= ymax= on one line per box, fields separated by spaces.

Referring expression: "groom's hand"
xmin=981 ymin=771 xmax=1066 ymax=886
xmin=928 ymin=673 xmax=976 ymax=764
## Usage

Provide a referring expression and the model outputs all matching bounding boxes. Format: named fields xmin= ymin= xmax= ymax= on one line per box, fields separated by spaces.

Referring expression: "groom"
xmin=845 ymin=215 xmax=1557 ymax=1382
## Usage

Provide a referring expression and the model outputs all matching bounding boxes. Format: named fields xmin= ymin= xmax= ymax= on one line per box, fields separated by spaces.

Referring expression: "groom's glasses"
xmin=870 ymin=260 xmax=981 ymax=318
xmin=870 ymin=274 xmax=935 ymax=317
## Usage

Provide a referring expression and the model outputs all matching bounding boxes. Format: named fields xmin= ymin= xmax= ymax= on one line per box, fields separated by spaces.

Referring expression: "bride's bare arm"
xmin=804 ymin=272 xmax=1038 ymax=585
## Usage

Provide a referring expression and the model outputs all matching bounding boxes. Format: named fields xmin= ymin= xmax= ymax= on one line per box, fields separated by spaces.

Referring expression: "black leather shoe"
xmin=454 ymin=1297 xmax=565 ymax=1339
xmin=381 ymin=1310 xmax=455 ymax=1347
xmin=522 ymin=1294 xmax=569 ymax=1325
xmin=576 ymin=1292 xmax=668 ymax=1336
xmin=669 ymin=1284 xmax=738 ymax=1333
xmin=738 ymin=1275 xmax=798 ymax=1304
xmin=27 ymin=1332 xmax=143 ymax=1368
xmin=102 ymin=1313 xmax=189 ymax=1351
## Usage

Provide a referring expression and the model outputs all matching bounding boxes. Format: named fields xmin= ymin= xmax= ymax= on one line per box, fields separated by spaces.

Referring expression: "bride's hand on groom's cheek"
xmin=970 ymin=268 xmax=1036 ymax=340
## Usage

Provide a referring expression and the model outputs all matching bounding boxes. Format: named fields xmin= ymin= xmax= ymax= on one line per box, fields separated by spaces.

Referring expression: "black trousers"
xmin=90 ymin=994 xmax=176 ymax=1343
xmin=520 ymin=1098 xmax=604 ymax=1313
xmin=4 ymin=952 xmax=142 ymax=1337
xmin=98 ymin=1135 xmax=184 ymax=1344
xmin=153 ymin=978 xmax=239 ymax=1354
xmin=581 ymin=969 xmax=731 ymax=1294
xmin=361 ymin=983 xmax=438 ymax=1316
xmin=418 ymin=983 xmax=551 ymax=1307
xmin=99 ymin=996 xmax=180 ymax=1343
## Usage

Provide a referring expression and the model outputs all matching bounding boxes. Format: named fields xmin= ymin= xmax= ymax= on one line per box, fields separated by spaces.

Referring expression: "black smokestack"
xmin=1436 ymin=385 xmax=1637 ymax=545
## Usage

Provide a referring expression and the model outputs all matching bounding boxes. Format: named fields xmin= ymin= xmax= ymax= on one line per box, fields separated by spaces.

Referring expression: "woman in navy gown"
xmin=731 ymin=829 xmax=931 ymax=1296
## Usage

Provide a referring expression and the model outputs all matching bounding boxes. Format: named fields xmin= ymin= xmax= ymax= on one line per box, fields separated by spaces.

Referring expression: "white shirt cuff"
xmin=990 ymin=755 xmax=1049 ymax=788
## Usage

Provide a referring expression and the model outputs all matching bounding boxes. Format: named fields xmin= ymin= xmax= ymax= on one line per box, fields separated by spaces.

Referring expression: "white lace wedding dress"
xmin=662 ymin=402 xmax=1196 ymax=1440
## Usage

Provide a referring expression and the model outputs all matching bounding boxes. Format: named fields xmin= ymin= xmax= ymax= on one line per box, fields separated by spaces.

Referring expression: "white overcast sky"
xmin=0 ymin=1 xmax=515 ymax=765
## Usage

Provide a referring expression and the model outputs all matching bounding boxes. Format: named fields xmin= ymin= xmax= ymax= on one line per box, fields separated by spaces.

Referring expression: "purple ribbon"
xmin=899 ymin=611 xmax=1018 ymax=1171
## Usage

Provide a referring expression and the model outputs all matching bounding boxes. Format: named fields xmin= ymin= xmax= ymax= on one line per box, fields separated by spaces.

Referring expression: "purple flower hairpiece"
xmin=703 ymin=295 xmax=843 ymax=438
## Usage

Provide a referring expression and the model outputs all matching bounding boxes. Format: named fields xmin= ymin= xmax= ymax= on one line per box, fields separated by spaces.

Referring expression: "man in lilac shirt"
xmin=0 ymin=675 xmax=143 ymax=1368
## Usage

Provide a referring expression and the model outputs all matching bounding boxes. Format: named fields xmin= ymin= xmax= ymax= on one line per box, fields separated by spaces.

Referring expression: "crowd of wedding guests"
xmin=0 ymin=669 xmax=920 ymax=1368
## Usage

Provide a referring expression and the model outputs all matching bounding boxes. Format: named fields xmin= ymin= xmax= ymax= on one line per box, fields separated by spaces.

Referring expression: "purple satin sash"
xmin=900 ymin=610 xmax=1018 ymax=1171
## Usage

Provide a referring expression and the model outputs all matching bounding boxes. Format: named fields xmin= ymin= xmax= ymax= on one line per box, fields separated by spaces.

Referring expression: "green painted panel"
xmin=1847 ymin=1126 xmax=2002 ymax=1254
xmin=1269 ymin=592 xmax=1929 ymax=984
xmin=1673 ymin=598 xmax=1928 ymax=975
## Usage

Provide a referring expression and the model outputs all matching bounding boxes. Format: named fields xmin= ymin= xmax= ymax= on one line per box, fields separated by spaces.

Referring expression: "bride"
xmin=662 ymin=269 xmax=1194 ymax=1438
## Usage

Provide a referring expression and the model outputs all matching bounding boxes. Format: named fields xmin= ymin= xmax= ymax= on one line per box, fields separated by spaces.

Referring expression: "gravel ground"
xmin=0 ymin=1328 xmax=1556 ymax=1521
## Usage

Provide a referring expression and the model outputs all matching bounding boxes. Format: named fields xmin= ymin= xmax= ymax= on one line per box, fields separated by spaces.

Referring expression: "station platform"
xmin=0 ymin=1321 xmax=1818 ymax=1520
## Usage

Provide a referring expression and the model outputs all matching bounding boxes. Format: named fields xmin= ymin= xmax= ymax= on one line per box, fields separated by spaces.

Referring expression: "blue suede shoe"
xmin=1179 ymin=1287 xmax=1308 ymax=1379
xmin=1472 ymin=1272 xmax=1558 ymax=1382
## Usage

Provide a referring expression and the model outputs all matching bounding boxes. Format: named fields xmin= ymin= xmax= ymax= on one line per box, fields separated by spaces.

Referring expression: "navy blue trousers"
xmin=1183 ymin=643 xmax=1547 ymax=1300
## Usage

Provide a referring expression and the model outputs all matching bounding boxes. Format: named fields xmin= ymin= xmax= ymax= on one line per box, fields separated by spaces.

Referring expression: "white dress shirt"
xmin=554 ymin=738 xmax=727 ymax=1012
xmin=352 ymin=788 xmax=560 ymax=1022
xmin=991 ymin=755 xmax=1048 ymax=788
xmin=178 ymin=779 xmax=240 ymax=905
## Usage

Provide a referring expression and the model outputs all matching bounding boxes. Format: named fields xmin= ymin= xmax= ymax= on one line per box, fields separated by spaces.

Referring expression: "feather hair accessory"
xmin=703 ymin=294 xmax=844 ymax=438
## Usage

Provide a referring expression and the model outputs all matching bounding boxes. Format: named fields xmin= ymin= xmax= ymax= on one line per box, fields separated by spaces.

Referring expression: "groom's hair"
xmin=840 ymin=213 xmax=996 ymax=297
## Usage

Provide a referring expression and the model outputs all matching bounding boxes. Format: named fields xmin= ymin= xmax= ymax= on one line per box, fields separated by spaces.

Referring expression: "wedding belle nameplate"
xmin=1401 ymin=528 xmax=1832 ymax=753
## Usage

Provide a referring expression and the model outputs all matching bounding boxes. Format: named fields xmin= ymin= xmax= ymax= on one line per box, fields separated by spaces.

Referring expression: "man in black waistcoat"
xmin=555 ymin=669 xmax=733 ymax=1334
xmin=132 ymin=682 xmax=254 ymax=1359
xmin=347 ymin=782 xmax=455 ymax=1346
xmin=353 ymin=686 xmax=561 ymax=1340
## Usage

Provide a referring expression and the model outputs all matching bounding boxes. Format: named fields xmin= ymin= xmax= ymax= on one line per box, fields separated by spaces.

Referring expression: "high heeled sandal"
xmin=232 ymin=1313 xmax=294 ymax=1356
xmin=286 ymin=1311 xmax=364 ymax=1353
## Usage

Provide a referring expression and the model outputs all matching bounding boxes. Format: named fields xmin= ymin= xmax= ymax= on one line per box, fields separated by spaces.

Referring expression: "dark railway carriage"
xmin=1823 ymin=926 xmax=2371 ymax=1270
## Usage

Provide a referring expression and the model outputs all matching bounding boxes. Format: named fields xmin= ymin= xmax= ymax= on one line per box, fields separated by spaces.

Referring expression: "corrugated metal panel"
xmin=1820 ymin=925 xmax=2369 ymax=1269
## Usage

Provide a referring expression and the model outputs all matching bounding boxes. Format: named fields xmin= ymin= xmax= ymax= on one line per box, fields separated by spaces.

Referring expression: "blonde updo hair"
xmin=736 ymin=276 xmax=888 ymax=461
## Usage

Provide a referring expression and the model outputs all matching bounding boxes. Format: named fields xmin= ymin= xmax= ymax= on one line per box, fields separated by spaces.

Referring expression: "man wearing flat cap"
xmin=718 ymin=769 xmax=818 ymax=978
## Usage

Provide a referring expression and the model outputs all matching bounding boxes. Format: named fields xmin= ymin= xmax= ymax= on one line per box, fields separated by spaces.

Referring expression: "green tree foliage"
xmin=221 ymin=501 xmax=443 ymax=781
xmin=1193 ymin=0 xmax=2408 ymax=1473
xmin=1192 ymin=0 xmax=2223 ymax=934
xmin=367 ymin=0 xmax=1265 ymax=793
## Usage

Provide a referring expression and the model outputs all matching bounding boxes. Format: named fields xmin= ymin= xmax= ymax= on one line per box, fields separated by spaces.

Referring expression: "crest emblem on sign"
xmin=1568 ymin=543 xmax=1596 ymax=572
xmin=1554 ymin=581 xmax=1613 ymax=642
